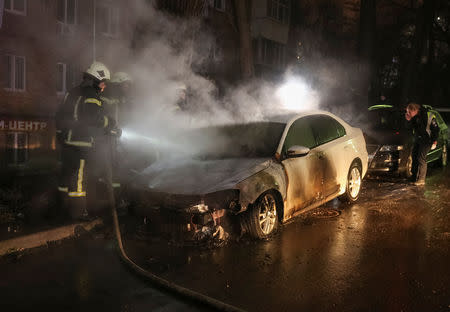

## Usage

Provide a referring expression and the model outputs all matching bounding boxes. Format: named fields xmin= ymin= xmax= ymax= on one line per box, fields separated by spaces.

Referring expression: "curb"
xmin=0 ymin=218 xmax=103 ymax=256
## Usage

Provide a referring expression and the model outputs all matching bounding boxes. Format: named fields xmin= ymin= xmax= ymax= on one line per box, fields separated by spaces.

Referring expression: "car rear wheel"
xmin=339 ymin=162 xmax=362 ymax=203
xmin=441 ymin=142 xmax=447 ymax=167
xmin=244 ymin=192 xmax=279 ymax=239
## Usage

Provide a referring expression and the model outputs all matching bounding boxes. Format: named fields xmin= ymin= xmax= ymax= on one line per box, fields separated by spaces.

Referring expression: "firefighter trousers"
xmin=58 ymin=145 xmax=90 ymax=219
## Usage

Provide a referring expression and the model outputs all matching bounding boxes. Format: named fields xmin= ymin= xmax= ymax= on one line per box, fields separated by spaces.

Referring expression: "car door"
xmin=427 ymin=110 xmax=447 ymax=162
xmin=281 ymin=116 xmax=323 ymax=218
xmin=310 ymin=115 xmax=347 ymax=198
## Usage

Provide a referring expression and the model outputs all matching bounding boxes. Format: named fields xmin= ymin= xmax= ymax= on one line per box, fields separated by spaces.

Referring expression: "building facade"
xmin=0 ymin=0 xmax=134 ymax=176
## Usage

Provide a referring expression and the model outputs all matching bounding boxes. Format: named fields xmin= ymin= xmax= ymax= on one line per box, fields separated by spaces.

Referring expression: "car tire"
xmin=339 ymin=162 xmax=362 ymax=203
xmin=244 ymin=191 xmax=279 ymax=239
xmin=440 ymin=142 xmax=447 ymax=167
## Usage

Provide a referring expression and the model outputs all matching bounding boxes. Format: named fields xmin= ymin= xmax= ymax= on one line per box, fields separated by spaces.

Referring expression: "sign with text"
xmin=0 ymin=120 xmax=48 ymax=131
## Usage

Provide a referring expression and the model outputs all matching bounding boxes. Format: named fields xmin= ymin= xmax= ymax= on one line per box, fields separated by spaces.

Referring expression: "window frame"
xmin=96 ymin=5 xmax=120 ymax=38
xmin=256 ymin=37 xmax=286 ymax=68
xmin=57 ymin=0 xmax=78 ymax=35
xmin=310 ymin=115 xmax=347 ymax=147
xmin=4 ymin=54 xmax=26 ymax=92
xmin=56 ymin=62 xmax=67 ymax=95
xmin=282 ymin=116 xmax=318 ymax=157
xmin=56 ymin=62 xmax=80 ymax=95
xmin=4 ymin=0 xmax=27 ymax=16
xmin=213 ymin=0 xmax=226 ymax=12
xmin=266 ymin=0 xmax=290 ymax=24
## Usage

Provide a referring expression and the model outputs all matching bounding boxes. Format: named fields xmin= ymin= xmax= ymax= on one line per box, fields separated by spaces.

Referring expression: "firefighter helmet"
xmin=111 ymin=72 xmax=132 ymax=84
xmin=85 ymin=62 xmax=110 ymax=81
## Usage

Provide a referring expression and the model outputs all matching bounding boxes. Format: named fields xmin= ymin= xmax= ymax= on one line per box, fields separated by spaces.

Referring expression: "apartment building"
xmin=251 ymin=0 xmax=291 ymax=77
xmin=157 ymin=0 xmax=292 ymax=81
xmin=0 ymin=0 xmax=134 ymax=176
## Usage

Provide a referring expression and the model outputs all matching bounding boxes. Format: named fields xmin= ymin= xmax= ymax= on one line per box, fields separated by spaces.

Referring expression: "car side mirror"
xmin=287 ymin=145 xmax=310 ymax=158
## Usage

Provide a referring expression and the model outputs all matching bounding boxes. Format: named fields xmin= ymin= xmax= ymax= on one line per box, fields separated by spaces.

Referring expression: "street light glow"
xmin=276 ymin=77 xmax=319 ymax=112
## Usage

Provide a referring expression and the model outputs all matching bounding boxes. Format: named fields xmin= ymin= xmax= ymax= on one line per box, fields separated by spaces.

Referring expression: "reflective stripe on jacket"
xmin=56 ymin=85 xmax=113 ymax=147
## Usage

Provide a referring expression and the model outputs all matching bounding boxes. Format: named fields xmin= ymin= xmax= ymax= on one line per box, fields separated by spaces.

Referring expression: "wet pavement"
xmin=1 ymin=165 xmax=449 ymax=311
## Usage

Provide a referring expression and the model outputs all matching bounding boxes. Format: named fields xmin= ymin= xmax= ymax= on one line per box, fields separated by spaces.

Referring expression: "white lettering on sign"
xmin=0 ymin=120 xmax=48 ymax=131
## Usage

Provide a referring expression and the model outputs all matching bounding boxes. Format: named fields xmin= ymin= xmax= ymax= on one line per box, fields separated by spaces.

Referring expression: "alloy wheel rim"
xmin=348 ymin=167 xmax=361 ymax=199
xmin=259 ymin=194 xmax=277 ymax=235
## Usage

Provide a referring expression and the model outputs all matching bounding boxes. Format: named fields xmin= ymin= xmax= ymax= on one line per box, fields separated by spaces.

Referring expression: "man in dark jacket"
xmin=405 ymin=102 xmax=439 ymax=186
xmin=56 ymin=61 xmax=119 ymax=219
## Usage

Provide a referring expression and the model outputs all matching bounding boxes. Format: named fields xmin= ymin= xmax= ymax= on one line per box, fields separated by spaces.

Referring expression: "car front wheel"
xmin=339 ymin=162 xmax=362 ymax=203
xmin=244 ymin=192 xmax=279 ymax=239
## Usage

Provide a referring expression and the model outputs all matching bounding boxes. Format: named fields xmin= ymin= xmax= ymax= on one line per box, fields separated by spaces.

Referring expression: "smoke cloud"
xmin=94 ymin=0 xmax=370 ymax=168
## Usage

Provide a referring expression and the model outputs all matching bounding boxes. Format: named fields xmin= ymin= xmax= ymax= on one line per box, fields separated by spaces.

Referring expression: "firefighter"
xmin=56 ymin=61 xmax=119 ymax=219
xmin=405 ymin=102 xmax=439 ymax=186
xmin=100 ymin=71 xmax=132 ymax=192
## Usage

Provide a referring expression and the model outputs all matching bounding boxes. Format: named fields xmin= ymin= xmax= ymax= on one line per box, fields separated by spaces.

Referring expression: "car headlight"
xmin=379 ymin=145 xmax=403 ymax=152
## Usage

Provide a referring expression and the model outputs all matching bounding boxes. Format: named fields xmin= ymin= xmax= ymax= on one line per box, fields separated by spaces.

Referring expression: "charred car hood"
xmin=137 ymin=157 xmax=272 ymax=195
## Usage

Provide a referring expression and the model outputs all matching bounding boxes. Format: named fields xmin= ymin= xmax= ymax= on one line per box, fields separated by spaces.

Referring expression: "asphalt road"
xmin=1 ymin=165 xmax=449 ymax=312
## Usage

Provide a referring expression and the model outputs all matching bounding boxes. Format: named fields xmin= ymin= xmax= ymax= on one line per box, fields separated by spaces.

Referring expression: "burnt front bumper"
xmin=130 ymin=189 xmax=240 ymax=241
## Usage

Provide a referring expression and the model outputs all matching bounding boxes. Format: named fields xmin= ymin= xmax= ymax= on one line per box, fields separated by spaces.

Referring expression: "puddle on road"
xmin=307 ymin=208 xmax=341 ymax=219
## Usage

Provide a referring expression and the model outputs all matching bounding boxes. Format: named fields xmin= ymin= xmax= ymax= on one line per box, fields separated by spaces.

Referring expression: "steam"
xmin=93 ymin=0 xmax=370 ymax=167
xmin=104 ymin=1 xmax=323 ymax=129
xmin=275 ymin=76 xmax=319 ymax=112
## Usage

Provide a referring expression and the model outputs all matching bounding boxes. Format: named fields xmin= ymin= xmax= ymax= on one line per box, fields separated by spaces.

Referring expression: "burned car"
xmin=130 ymin=111 xmax=368 ymax=240
xmin=365 ymin=105 xmax=448 ymax=177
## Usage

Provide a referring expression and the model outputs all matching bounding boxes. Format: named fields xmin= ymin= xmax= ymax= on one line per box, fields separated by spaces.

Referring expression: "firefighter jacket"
xmin=410 ymin=107 xmax=439 ymax=144
xmin=100 ymin=95 xmax=125 ymax=127
xmin=56 ymin=83 xmax=115 ymax=148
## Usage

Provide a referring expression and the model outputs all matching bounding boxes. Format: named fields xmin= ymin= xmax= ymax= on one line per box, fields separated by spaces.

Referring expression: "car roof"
xmin=265 ymin=110 xmax=337 ymax=124
xmin=368 ymin=104 xmax=395 ymax=111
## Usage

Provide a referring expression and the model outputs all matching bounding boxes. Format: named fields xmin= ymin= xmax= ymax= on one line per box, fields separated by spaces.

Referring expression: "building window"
xmin=4 ymin=0 xmax=27 ymax=15
xmin=209 ymin=39 xmax=221 ymax=61
xmin=3 ymin=55 xmax=26 ymax=92
xmin=267 ymin=0 xmax=290 ymax=24
xmin=213 ymin=0 xmax=225 ymax=11
xmin=97 ymin=6 xmax=120 ymax=37
xmin=6 ymin=132 xmax=28 ymax=165
xmin=56 ymin=63 xmax=80 ymax=94
xmin=256 ymin=38 xmax=286 ymax=68
xmin=57 ymin=0 xmax=77 ymax=35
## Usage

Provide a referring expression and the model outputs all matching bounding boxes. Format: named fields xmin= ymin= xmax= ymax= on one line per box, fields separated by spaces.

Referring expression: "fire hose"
xmin=105 ymin=138 xmax=245 ymax=312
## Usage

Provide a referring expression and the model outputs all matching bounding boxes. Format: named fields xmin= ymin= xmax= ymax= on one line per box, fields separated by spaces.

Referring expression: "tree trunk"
xmin=358 ymin=0 xmax=377 ymax=106
xmin=358 ymin=0 xmax=376 ymax=60
xmin=233 ymin=0 xmax=254 ymax=80
xmin=423 ymin=0 xmax=437 ymax=105
xmin=399 ymin=0 xmax=435 ymax=106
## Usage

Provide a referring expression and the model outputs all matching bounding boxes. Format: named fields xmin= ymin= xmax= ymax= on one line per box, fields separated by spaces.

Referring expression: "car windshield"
xmin=182 ymin=122 xmax=286 ymax=159
xmin=368 ymin=109 xmax=408 ymax=131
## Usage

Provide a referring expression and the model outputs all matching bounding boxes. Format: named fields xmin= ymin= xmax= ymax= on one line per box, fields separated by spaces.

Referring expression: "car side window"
xmin=311 ymin=115 xmax=346 ymax=146
xmin=282 ymin=117 xmax=316 ymax=155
